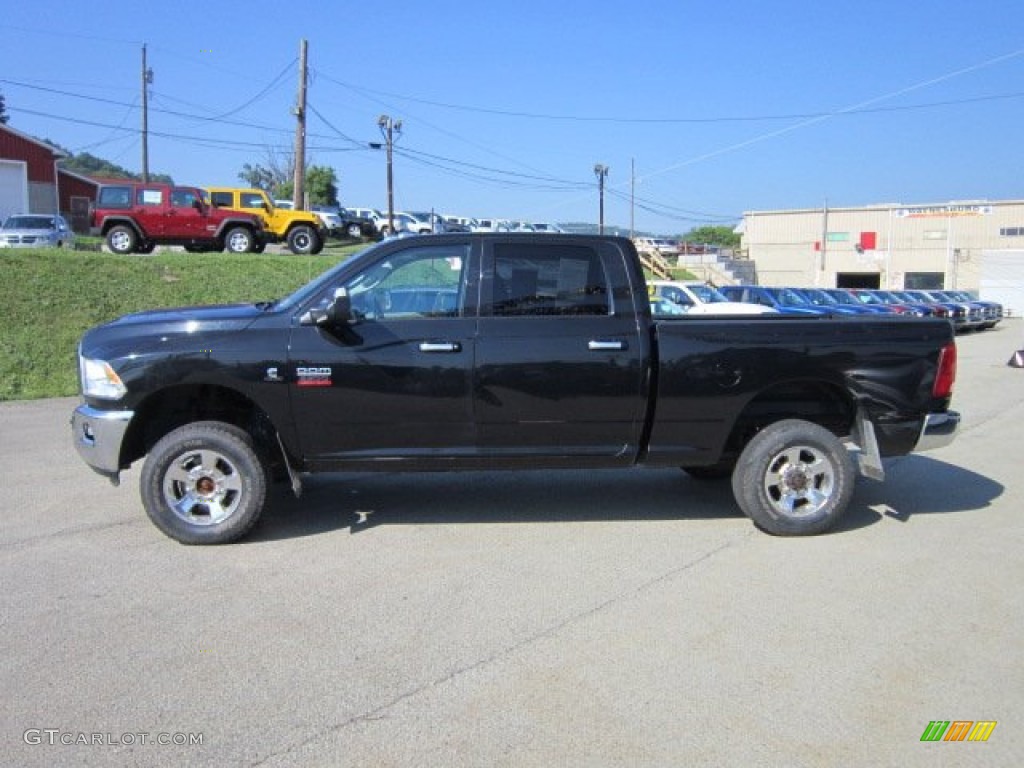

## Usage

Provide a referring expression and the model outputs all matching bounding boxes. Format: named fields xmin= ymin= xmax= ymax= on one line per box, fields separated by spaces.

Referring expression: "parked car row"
xmin=713 ymin=285 xmax=1003 ymax=332
xmin=342 ymin=210 xmax=567 ymax=236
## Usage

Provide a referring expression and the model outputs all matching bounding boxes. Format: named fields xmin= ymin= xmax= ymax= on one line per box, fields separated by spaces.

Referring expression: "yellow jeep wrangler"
xmin=205 ymin=187 xmax=326 ymax=254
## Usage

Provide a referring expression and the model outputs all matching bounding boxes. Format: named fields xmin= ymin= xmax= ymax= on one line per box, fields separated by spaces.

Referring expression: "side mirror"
xmin=301 ymin=288 xmax=354 ymax=327
xmin=326 ymin=287 xmax=353 ymax=325
xmin=193 ymin=199 xmax=204 ymax=212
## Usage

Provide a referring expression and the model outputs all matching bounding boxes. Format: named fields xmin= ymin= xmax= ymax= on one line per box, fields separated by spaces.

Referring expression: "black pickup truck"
xmin=71 ymin=234 xmax=959 ymax=544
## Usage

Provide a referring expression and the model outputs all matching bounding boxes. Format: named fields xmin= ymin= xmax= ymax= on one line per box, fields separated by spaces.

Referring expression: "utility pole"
xmin=292 ymin=39 xmax=308 ymax=210
xmin=593 ymin=163 xmax=609 ymax=235
xmin=630 ymin=158 xmax=635 ymax=240
xmin=141 ymin=44 xmax=153 ymax=182
xmin=378 ymin=115 xmax=402 ymax=235
xmin=818 ymin=198 xmax=828 ymax=287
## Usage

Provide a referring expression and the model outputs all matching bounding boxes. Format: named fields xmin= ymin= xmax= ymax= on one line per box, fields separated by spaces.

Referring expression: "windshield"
xmin=687 ymin=284 xmax=729 ymax=304
xmin=828 ymin=289 xmax=859 ymax=304
xmin=765 ymin=287 xmax=808 ymax=307
xmin=3 ymin=216 xmax=55 ymax=230
xmin=799 ymin=288 xmax=838 ymax=306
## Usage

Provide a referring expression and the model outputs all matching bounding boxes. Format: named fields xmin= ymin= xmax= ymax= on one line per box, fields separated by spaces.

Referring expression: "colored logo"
xmin=920 ymin=721 xmax=997 ymax=742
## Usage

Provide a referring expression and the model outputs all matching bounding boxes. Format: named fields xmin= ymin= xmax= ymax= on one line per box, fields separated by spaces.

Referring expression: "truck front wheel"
xmin=140 ymin=422 xmax=267 ymax=545
xmin=106 ymin=225 xmax=137 ymax=254
xmin=286 ymin=225 xmax=320 ymax=255
xmin=224 ymin=227 xmax=255 ymax=253
xmin=731 ymin=419 xmax=854 ymax=536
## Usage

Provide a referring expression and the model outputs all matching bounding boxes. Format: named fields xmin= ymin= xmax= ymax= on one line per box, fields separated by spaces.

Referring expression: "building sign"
xmin=896 ymin=205 xmax=993 ymax=218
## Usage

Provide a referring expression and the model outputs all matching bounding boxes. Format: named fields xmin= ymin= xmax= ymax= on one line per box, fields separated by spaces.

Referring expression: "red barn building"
xmin=57 ymin=168 xmax=99 ymax=233
xmin=0 ymin=123 xmax=103 ymax=232
xmin=0 ymin=122 xmax=67 ymax=223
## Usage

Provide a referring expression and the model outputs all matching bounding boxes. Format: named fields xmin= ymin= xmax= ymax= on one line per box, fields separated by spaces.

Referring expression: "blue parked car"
xmin=789 ymin=287 xmax=878 ymax=315
xmin=717 ymin=285 xmax=831 ymax=316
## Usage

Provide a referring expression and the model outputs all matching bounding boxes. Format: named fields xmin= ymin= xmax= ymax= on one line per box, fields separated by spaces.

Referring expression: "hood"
xmin=105 ymin=303 xmax=263 ymax=328
xmin=688 ymin=302 xmax=778 ymax=315
xmin=81 ymin=303 xmax=264 ymax=360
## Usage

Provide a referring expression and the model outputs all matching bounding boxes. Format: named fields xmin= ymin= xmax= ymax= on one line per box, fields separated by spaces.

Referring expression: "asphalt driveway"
xmin=2 ymin=321 xmax=1022 ymax=767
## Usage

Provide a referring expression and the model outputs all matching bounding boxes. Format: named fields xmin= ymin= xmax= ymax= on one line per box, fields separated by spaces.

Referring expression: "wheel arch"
xmin=718 ymin=378 xmax=857 ymax=464
xmin=101 ymin=217 xmax=145 ymax=239
xmin=120 ymin=383 xmax=293 ymax=473
xmin=215 ymin=218 xmax=258 ymax=240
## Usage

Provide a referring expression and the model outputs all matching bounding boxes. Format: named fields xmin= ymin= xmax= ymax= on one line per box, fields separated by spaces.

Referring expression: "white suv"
xmin=649 ymin=281 xmax=778 ymax=316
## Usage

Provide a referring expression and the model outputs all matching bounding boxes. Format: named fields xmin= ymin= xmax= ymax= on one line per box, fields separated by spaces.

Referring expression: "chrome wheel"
xmin=163 ymin=448 xmax=243 ymax=526
xmin=762 ymin=445 xmax=836 ymax=519
xmin=225 ymin=227 xmax=253 ymax=253
xmin=107 ymin=226 xmax=135 ymax=254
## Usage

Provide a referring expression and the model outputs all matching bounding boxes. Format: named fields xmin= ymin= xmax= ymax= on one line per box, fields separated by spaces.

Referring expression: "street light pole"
xmin=378 ymin=115 xmax=402 ymax=235
xmin=593 ymin=164 xmax=609 ymax=234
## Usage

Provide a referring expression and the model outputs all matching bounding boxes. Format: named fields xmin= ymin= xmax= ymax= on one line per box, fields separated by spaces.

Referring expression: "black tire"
xmin=106 ymin=224 xmax=137 ymax=254
xmin=140 ymin=421 xmax=268 ymax=545
xmin=346 ymin=223 xmax=362 ymax=238
xmin=223 ymin=227 xmax=255 ymax=253
xmin=286 ymin=225 xmax=320 ymax=255
xmin=731 ymin=419 xmax=855 ymax=536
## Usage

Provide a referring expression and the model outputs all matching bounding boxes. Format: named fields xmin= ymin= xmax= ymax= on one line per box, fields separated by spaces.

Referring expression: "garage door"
xmin=981 ymin=250 xmax=1024 ymax=318
xmin=0 ymin=160 xmax=29 ymax=223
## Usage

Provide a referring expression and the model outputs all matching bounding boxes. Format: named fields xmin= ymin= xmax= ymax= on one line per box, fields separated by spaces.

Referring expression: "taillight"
xmin=933 ymin=341 xmax=957 ymax=398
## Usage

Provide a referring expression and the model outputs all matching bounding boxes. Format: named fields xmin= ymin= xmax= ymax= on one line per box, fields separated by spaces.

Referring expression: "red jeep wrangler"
xmin=91 ymin=183 xmax=265 ymax=254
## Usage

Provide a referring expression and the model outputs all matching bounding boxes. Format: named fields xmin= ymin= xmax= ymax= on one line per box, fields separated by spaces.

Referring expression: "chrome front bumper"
xmin=915 ymin=410 xmax=960 ymax=452
xmin=71 ymin=404 xmax=134 ymax=483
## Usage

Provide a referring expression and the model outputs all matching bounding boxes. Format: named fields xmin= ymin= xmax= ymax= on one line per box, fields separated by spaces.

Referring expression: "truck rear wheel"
xmin=106 ymin=225 xmax=137 ymax=254
xmin=140 ymin=421 xmax=267 ymax=545
xmin=731 ymin=419 xmax=854 ymax=536
xmin=224 ymin=227 xmax=255 ymax=253
xmin=286 ymin=225 xmax=320 ymax=255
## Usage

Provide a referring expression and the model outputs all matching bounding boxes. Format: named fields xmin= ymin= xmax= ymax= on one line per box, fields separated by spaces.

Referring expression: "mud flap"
xmin=852 ymin=410 xmax=885 ymax=482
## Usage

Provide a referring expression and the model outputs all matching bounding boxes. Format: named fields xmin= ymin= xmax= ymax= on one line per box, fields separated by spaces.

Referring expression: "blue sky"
xmin=3 ymin=1 xmax=1024 ymax=234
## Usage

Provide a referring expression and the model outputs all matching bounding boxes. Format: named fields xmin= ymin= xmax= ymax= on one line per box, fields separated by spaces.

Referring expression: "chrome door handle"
xmin=588 ymin=340 xmax=626 ymax=351
xmin=419 ymin=341 xmax=461 ymax=353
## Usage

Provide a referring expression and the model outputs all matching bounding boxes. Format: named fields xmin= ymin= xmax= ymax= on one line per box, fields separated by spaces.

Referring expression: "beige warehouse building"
xmin=738 ymin=199 xmax=1024 ymax=315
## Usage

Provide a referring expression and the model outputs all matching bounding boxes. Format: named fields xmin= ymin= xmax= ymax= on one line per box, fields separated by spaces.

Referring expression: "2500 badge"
xmin=295 ymin=366 xmax=332 ymax=387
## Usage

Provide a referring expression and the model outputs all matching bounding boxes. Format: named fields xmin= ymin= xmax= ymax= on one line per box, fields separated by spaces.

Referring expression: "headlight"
xmin=79 ymin=356 xmax=127 ymax=399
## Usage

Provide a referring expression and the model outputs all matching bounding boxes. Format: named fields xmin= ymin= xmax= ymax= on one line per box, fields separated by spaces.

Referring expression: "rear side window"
xmin=97 ymin=186 xmax=132 ymax=209
xmin=210 ymin=192 xmax=233 ymax=207
xmin=136 ymin=188 xmax=164 ymax=206
xmin=483 ymin=243 xmax=610 ymax=317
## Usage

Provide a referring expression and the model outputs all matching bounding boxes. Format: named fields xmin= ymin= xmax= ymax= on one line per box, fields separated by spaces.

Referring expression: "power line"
xmin=313 ymin=76 xmax=1024 ymax=124
xmin=207 ymin=57 xmax=296 ymax=121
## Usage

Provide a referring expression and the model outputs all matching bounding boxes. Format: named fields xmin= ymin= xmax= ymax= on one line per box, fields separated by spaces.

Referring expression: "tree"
xmin=237 ymin=163 xmax=279 ymax=193
xmin=681 ymin=225 xmax=740 ymax=249
xmin=238 ymin=150 xmax=337 ymax=206
xmin=0 ymin=90 xmax=8 ymax=124
xmin=59 ymin=150 xmax=172 ymax=183
xmin=238 ymin=148 xmax=295 ymax=198
xmin=305 ymin=165 xmax=338 ymax=207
